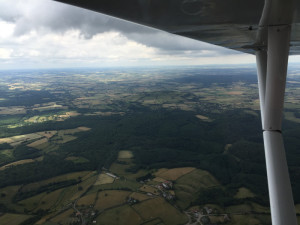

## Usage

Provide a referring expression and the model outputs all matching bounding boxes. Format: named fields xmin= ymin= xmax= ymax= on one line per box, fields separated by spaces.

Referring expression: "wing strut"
xmin=256 ymin=1 xmax=297 ymax=224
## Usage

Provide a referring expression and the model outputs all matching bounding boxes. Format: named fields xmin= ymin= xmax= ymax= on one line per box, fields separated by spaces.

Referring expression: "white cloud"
xmin=0 ymin=23 xmax=256 ymax=68
xmin=0 ymin=48 xmax=13 ymax=59
xmin=0 ymin=25 xmax=161 ymax=68
xmin=0 ymin=0 xmax=296 ymax=69
xmin=0 ymin=21 xmax=14 ymax=38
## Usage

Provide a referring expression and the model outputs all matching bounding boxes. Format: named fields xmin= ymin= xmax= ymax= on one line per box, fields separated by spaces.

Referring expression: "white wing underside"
xmin=54 ymin=0 xmax=300 ymax=55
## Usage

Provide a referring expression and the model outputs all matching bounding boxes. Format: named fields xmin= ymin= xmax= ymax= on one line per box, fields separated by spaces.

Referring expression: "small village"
xmin=184 ymin=207 xmax=231 ymax=225
xmin=138 ymin=176 xmax=176 ymax=201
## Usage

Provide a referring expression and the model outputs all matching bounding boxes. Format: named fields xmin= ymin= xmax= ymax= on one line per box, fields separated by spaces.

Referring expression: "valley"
xmin=1 ymin=66 xmax=300 ymax=224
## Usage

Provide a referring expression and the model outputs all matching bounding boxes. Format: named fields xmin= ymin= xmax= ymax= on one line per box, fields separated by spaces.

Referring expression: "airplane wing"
xmin=54 ymin=0 xmax=300 ymax=55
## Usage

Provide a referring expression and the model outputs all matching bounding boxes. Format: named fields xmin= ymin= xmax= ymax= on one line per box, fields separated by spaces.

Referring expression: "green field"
xmin=118 ymin=150 xmax=134 ymax=159
xmin=94 ymin=190 xmax=131 ymax=211
xmin=140 ymin=218 xmax=164 ymax=225
xmin=21 ymin=171 xmax=92 ymax=192
xmin=65 ymin=156 xmax=89 ymax=164
xmin=0 ymin=185 xmax=23 ymax=212
xmin=175 ymin=169 xmax=219 ymax=209
xmin=95 ymin=205 xmax=142 ymax=225
xmin=92 ymin=179 xmax=141 ymax=192
xmin=228 ymin=214 xmax=270 ymax=225
xmin=0 ymin=213 xmax=32 ymax=225
xmin=49 ymin=208 xmax=75 ymax=225
xmin=133 ymin=198 xmax=188 ymax=225
xmin=77 ymin=192 xmax=98 ymax=206
xmin=110 ymin=160 xmax=150 ymax=180
xmin=1 ymin=67 xmax=300 ymax=224
xmin=94 ymin=173 xmax=115 ymax=185
xmin=234 ymin=187 xmax=256 ymax=199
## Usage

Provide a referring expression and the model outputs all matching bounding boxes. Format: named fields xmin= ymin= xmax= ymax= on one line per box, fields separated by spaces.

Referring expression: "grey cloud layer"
xmin=0 ymin=0 xmax=237 ymax=56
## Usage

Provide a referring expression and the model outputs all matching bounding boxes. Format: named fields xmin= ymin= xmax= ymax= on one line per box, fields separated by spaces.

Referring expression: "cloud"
xmin=0 ymin=0 xmax=154 ymax=36
xmin=0 ymin=0 xmax=253 ymax=69
xmin=126 ymin=31 xmax=239 ymax=56
xmin=0 ymin=48 xmax=13 ymax=59
xmin=0 ymin=0 xmax=240 ymax=55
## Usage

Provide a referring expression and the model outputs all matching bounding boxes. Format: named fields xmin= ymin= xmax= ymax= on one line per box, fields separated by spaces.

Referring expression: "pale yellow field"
xmin=0 ymin=127 xmax=90 ymax=149
xmin=94 ymin=173 xmax=115 ymax=185
xmin=169 ymin=190 xmax=175 ymax=195
xmin=224 ymin=144 xmax=232 ymax=151
xmin=25 ymin=116 xmax=42 ymax=123
xmin=153 ymin=177 xmax=166 ymax=182
xmin=32 ymin=142 xmax=58 ymax=151
xmin=129 ymin=192 xmax=152 ymax=201
xmin=154 ymin=168 xmax=168 ymax=176
xmin=195 ymin=115 xmax=212 ymax=122
xmin=54 ymin=135 xmax=77 ymax=144
xmin=94 ymin=190 xmax=131 ymax=211
xmin=0 ymin=133 xmax=42 ymax=144
xmin=7 ymin=124 xmax=23 ymax=129
xmin=27 ymin=138 xmax=48 ymax=148
xmin=0 ymin=157 xmax=43 ymax=171
xmin=154 ymin=167 xmax=195 ymax=181
xmin=10 ymin=141 xmax=24 ymax=147
xmin=118 ymin=150 xmax=133 ymax=159
xmin=143 ymin=100 xmax=157 ymax=104
xmin=65 ymin=156 xmax=89 ymax=163
xmin=78 ymin=126 xmax=91 ymax=131
xmin=37 ymin=130 xmax=57 ymax=138
xmin=58 ymin=126 xmax=91 ymax=135
xmin=244 ymin=110 xmax=259 ymax=117
xmin=162 ymin=103 xmax=194 ymax=111
xmin=32 ymin=103 xmax=64 ymax=111
xmin=0 ymin=106 xmax=26 ymax=115
xmin=234 ymin=187 xmax=256 ymax=199
xmin=227 ymin=91 xmax=243 ymax=95
xmin=0 ymin=159 xmax=35 ymax=171
xmin=57 ymin=111 xmax=81 ymax=120
xmin=85 ymin=111 xmax=125 ymax=116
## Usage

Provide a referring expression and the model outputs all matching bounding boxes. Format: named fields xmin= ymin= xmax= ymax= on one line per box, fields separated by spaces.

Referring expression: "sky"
xmin=0 ymin=0 xmax=298 ymax=69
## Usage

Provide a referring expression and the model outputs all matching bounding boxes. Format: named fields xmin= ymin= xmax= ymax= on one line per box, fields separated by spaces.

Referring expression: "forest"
xmin=1 ymin=66 xmax=300 ymax=223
